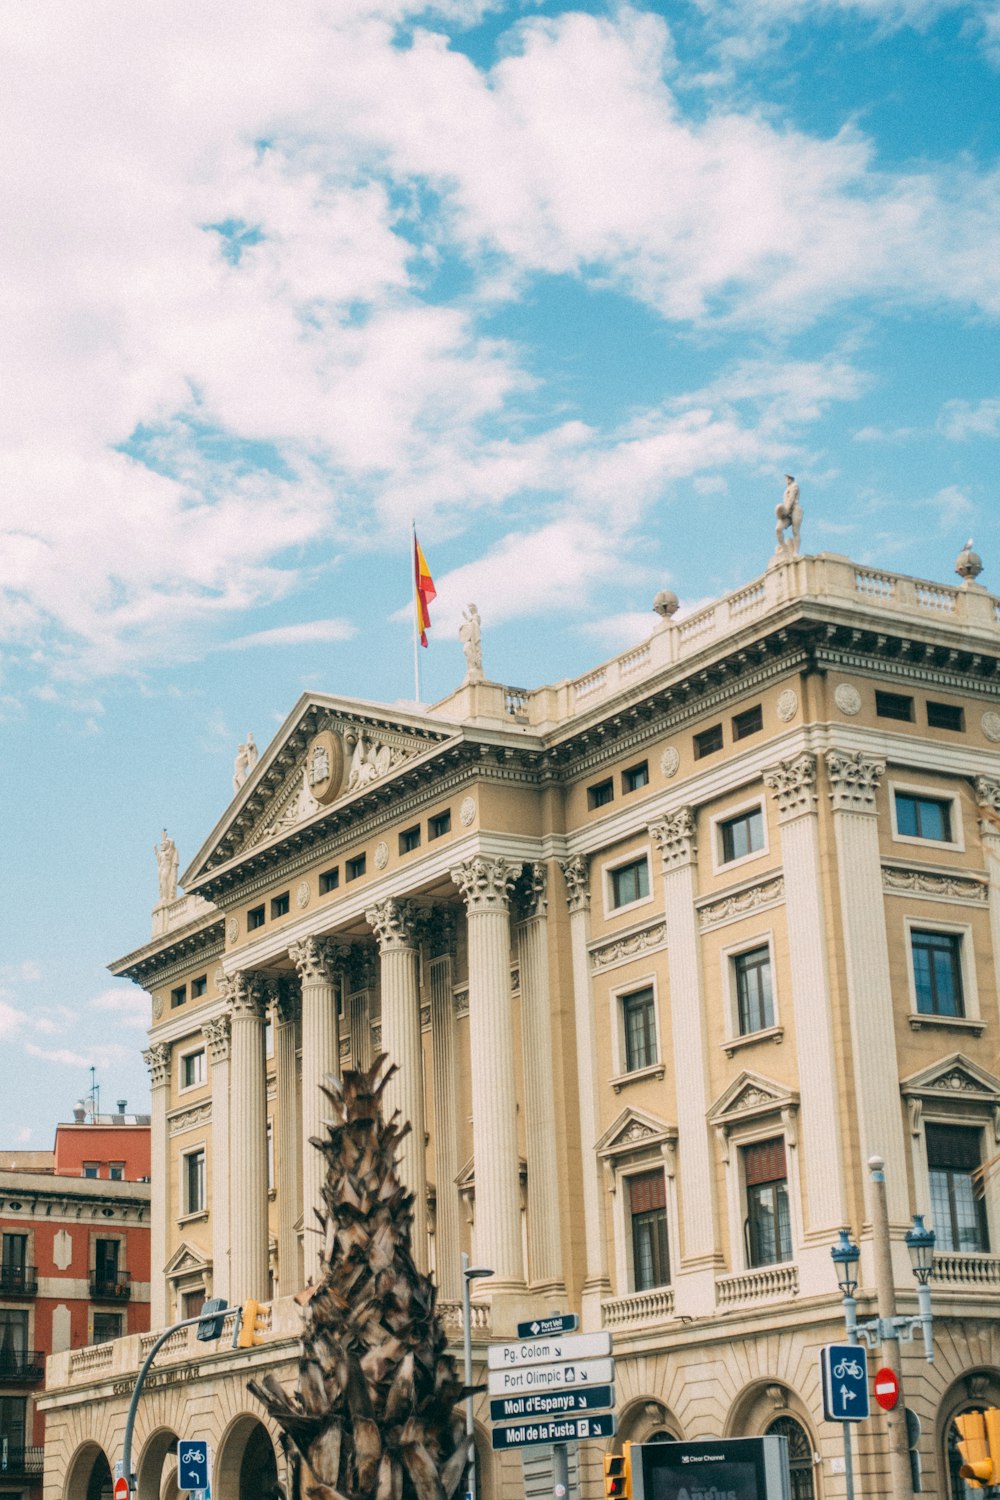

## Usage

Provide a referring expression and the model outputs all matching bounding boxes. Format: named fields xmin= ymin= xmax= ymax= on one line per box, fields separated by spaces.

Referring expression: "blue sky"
xmin=1 ymin=0 xmax=998 ymax=1147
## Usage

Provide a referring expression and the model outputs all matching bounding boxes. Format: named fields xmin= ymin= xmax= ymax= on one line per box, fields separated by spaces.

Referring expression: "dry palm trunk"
xmin=250 ymin=1056 xmax=474 ymax=1500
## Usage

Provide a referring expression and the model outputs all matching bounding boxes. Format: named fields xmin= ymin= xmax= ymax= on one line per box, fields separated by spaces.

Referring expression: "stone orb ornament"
xmin=956 ymin=538 xmax=984 ymax=587
xmin=653 ymin=589 xmax=680 ymax=622
xmin=660 ymin=746 xmax=680 ymax=778
xmin=776 ymin=688 xmax=798 ymax=723
xmin=834 ymin=683 xmax=862 ymax=716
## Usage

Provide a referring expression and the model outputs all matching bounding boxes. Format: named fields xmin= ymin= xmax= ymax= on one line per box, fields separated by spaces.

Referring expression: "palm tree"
xmin=250 ymin=1057 xmax=473 ymax=1500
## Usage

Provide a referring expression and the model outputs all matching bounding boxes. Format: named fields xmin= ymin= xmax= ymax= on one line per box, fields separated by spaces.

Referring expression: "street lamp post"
xmin=462 ymin=1253 xmax=494 ymax=1500
xmin=830 ymin=1156 xmax=936 ymax=1500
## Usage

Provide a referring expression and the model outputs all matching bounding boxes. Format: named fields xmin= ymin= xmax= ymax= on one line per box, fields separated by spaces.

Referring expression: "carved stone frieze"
xmin=882 ymin=865 xmax=988 ymax=904
xmin=649 ymin=807 xmax=697 ymax=869
xmin=763 ymin=753 xmax=817 ymax=820
xmin=203 ymin=1015 xmax=231 ymax=1063
xmin=289 ymin=935 xmax=337 ymax=986
xmin=560 ymin=855 xmax=590 ymax=913
xmin=825 ymin=749 xmax=885 ymax=813
xmin=366 ymin=897 xmax=420 ymax=952
xmin=450 ymin=855 xmax=519 ymax=913
xmin=144 ymin=1042 xmax=171 ymax=1088
xmin=169 ymin=1102 xmax=212 ymax=1137
xmin=514 ymin=862 xmax=547 ymax=922
xmin=591 ymin=922 xmax=667 ymax=971
xmin=698 ymin=877 xmax=785 ymax=931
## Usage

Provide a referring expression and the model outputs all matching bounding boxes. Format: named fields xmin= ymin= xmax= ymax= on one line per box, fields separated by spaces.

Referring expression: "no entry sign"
xmin=113 ymin=1478 xmax=130 ymax=1500
xmin=874 ymin=1367 xmax=900 ymax=1411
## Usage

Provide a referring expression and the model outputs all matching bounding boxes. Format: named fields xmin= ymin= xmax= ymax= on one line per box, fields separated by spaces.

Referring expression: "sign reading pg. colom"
xmin=629 ymin=1436 xmax=792 ymax=1500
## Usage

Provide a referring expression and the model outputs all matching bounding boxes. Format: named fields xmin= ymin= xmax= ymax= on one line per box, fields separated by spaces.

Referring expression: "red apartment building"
xmin=0 ymin=1104 xmax=150 ymax=1500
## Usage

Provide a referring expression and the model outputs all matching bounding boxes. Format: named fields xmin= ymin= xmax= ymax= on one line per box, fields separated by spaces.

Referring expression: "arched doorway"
xmin=766 ymin=1416 xmax=816 ymax=1500
xmin=65 ymin=1443 xmax=113 ymax=1500
xmin=937 ymin=1369 xmax=1000 ymax=1500
xmin=216 ymin=1414 xmax=280 ymax=1500
xmin=136 ymin=1428 xmax=180 ymax=1500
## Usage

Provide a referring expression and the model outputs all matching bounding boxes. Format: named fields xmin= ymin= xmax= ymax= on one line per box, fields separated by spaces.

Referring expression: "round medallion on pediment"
xmin=374 ymin=840 xmax=389 ymax=870
xmin=226 ymin=917 xmax=239 ymax=945
xmin=660 ymin=746 xmax=680 ymax=778
xmin=305 ymin=729 xmax=344 ymax=805
xmin=834 ymin=683 xmax=862 ymax=716
xmin=460 ymin=796 xmax=476 ymax=827
xmin=983 ymin=711 xmax=1000 ymax=744
xmin=776 ymin=688 xmax=798 ymax=723
xmin=296 ymin=879 xmax=311 ymax=910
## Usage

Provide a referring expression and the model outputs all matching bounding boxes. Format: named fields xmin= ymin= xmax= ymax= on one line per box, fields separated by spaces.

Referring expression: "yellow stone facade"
xmin=41 ymin=550 xmax=1000 ymax=1499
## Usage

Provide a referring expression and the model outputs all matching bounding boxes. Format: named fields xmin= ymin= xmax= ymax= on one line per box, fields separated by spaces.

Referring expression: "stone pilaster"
xmin=271 ymin=979 xmax=302 ymax=1296
xmin=516 ymin=864 xmax=565 ymax=1296
xmin=203 ymin=1014 xmax=231 ymax=1303
xmin=826 ymin=750 xmax=909 ymax=1225
xmin=223 ymin=971 xmax=269 ymax=1302
xmin=289 ymin=935 xmax=339 ymax=1281
xmin=143 ymin=1040 xmax=171 ymax=1327
xmin=975 ymin=778 xmax=1000 ymax=1020
xmin=342 ymin=943 xmax=376 ymax=1073
xmin=561 ymin=854 xmax=610 ymax=1327
xmin=451 ymin=856 xmax=526 ymax=1304
xmin=366 ymin=898 xmax=428 ymax=1269
xmin=428 ymin=910 xmax=461 ymax=1303
xmin=649 ymin=808 xmax=719 ymax=1316
xmin=763 ymin=754 xmax=847 ymax=1294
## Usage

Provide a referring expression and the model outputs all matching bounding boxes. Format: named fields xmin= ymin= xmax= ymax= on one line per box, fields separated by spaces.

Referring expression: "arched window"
xmin=766 ymin=1415 xmax=815 ymax=1500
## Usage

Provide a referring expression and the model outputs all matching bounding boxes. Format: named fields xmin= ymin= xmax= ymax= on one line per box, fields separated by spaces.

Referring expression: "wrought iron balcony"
xmin=0 ymin=1264 xmax=37 ymax=1295
xmin=0 ymin=1349 xmax=45 ymax=1382
xmin=0 ymin=1443 xmax=44 ymax=1476
xmin=90 ymin=1268 xmax=131 ymax=1300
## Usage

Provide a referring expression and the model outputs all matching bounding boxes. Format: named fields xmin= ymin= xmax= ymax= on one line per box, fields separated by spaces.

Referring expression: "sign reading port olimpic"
xmin=486 ymin=1356 xmax=614 ymax=1396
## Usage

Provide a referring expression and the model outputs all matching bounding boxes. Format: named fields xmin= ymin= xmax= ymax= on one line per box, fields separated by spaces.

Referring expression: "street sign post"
xmin=487 ymin=1355 xmax=614 ymax=1395
xmin=177 ymin=1440 xmax=210 ymax=1492
xmin=874 ymin=1367 xmax=900 ymax=1411
xmin=820 ymin=1344 xmax=870 ymax=1422
xmin=490 ymin=1385 xmax=615 ymax=1423
xmin=516 ymin=1314 xmax=579 ymax=1339
xmin=491 ymin=1413 xmax=616 ymax=1451
xmin=487 ymin=1331 xmax=612 ymax=1370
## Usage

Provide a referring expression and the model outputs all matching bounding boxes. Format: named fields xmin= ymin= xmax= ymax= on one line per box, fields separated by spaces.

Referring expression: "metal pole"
xmin=121 ymin=1310 xmax=221 ymax=1490
xmin=462 ymin=1253 xmax=476 ymax=1500
xmin=553 ymin=1440 xmax=569 ymax=1500
xmin=869 ymin=1155 xmax=914 ymax=1500
xmin=842 ymin=1421 xmax=855 ymax=1500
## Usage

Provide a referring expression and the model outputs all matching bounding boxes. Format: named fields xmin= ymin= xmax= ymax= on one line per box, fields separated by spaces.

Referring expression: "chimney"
xmin=116 ymin=1099 xmax=127 ymax=1113
xmin=72 ymin=1106 xmax=86 ymax=1123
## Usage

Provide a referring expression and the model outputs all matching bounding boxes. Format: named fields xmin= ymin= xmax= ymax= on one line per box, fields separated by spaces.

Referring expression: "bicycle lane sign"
xmin=821 ymin=1343 xmax=870 ymax=1422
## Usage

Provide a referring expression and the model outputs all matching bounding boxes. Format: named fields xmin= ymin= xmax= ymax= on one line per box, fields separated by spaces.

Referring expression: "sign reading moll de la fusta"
xmin=492 ymin=1413 xmax=617 ymax=1451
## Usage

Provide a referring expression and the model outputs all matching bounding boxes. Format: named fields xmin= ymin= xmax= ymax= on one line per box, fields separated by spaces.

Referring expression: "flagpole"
xmin=411 ymin=520 xmax=421 ymax=705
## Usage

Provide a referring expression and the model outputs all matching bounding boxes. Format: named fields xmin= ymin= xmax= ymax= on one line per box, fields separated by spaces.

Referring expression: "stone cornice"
xmin=110 ymin=917 xmax=225 ymax=989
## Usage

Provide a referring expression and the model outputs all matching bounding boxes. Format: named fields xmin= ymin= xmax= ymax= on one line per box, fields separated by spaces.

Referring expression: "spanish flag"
xmin=413 ymin=531 xmax=436 ymax=648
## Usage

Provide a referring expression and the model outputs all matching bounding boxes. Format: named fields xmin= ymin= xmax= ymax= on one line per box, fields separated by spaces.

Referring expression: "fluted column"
xmin=367 ymin=898 xmax=428 ymax=1268
xmin=289 ymin=935 xmax=340 ymax=1281
xmin=514 ymin=863 xmax=564 ymax=1296
xmin=428 ymin=910 xmax=461 ymax=1303
xmin=649 ymin=808 xmax=719 ymax=1317
xmin=451 ymin=856 xmax=525 ymax=1295
xmin=561 ymin=855 xmax=610 ymax=1327
xmin=975 ymin=778 xmax=1000 ymax=1017
xmin=764 ymin=754 xmax=847 ymax=1295
xmin=272 ymin=978 xmax=302 ymax=1296
xmin=143 ymin=1041 xmax=171 ymax=1327
xmin=203 ymin=1014 xmax=232 ymax=1302
xmin=224 ymin=972 xmax=269 ymax=1302
xmin=826 ymin=750 xmax=909 ymax=1225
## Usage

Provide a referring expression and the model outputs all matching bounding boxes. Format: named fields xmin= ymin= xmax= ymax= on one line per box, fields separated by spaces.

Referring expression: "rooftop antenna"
xmin=88 ymin=1065 xmax=100 ymax=1121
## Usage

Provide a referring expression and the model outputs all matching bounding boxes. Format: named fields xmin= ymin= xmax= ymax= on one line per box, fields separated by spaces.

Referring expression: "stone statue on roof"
xmin=460 ymin=603 xmax=484 ymax=683
xmin=775 ymin=474 xmax=802 ymax=557
xmin=154 ymin=829 xmax=178 ymax=905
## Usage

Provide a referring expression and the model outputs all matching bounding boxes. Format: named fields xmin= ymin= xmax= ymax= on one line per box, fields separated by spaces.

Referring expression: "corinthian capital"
xmin=559 ymin=855 xmax=590 ymax=914
xmin=366 ymin=897 xmax=420 ymax=952
xmin=975 ymin=777 xmax=1000 ymax=833
xmin=289 ymin=935 xmax=336 ymax=985
xmin=649 ymin=807 xmax=697 ymax=869
xmin=514 ymin=862 xmax=547 ymax=921
xmin=450 ymin=855 xmax=519 ymax=913
xmin=143 ymin=1042 xmax=171 ymax=1088
xmin=271 ymin=975 xmax=301 ymax=1027
xmin=202 ymin=1014 xmax=231 ymax=1062
xmin=221 ymin=970 xmax=266 ymax=1019
xmin=764 ymin=753 xmax=818 ymax=820
xmin=825 ymin=749 xmax=885 ymax=814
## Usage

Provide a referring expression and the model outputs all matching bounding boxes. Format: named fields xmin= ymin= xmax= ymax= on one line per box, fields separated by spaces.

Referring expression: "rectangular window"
xmin=83 ymin=1164 xmax=99 ymax=1179
xmin=629 ymin=1171 xmax=669 ymax=1291
xmin=109 ymin=1163 xmax=125 ymax=1181
xmin=247 ymin=905 xmax=265 ymax=931
xmin=0 ymin=1396 xmax=27 ymax=1452
xmin=95 ymin=1239 xmax=120 ymax=1281
xmin=926 ymin=1124 xmax=989 ymax=1252
xmin=182 ymin=1290 xmax=205 ymax=1320
xmin=720 ymin=806 xmax=764 ymax=864
xmin=895 ymin=791 xmax=953 ymax=842
xmin=622 ymin=987 xmax=657 ymax=1073
xmin=609 ymin=857 xmax=650 ymax=910
xmin=346 ymin=854 xmax=366 ymax=882
xmin=170 ymin=984 xmax=186 ymax=1009
xmin=92 ymin=1312 xmax=123 ymax=1345
xmin=399 ymin=825 xmax=421 ymax=854
xmin=732 ymin=705 xmax=763 ymax=741
xmin=875 ymin=690 xmax=914 ymax=722
xmin=271 ymin=891 xmax=290 ymax=919
xmin=0 ymin=1310 xmax=28 ymax=1358
xmin=185 ymin=1150 xmax=206 ymax=1214
xmin=320 ymin=867 xmax=339 ymax=894
xmin=927 ymin=700 xmax=964 ymax=732
xmin=622 ymin=761 xmax=649 ymax=794
xmin=191 ymin=975 xmax=207 ymax=999
xmin=743 ymin=1138 xmax=793 ymax=1267
xmin=588 ymin=778 xmax=614 ymax=809
xmin=911 ymin=929 xmax=964 ymax=1017
xmin=429 ymin=810 xmax=452 ymax=840
xmin=734 ymin=947 xmax=774 ymax=1034
xmin=182 ymin=1050 xmax=206 ymax=1088
xmin=694 ymin=723 xmax=723 ymax=759
xmin=1 ymin=1235 xmax=27 ymax=1275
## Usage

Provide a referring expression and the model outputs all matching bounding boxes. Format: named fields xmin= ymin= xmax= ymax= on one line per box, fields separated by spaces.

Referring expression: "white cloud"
xmin=220 ymin=619 xmax=358 ymax=651
xmin=90 ymin=989 xmax=150 ymax=1032
xmin=25 ymin=1042 xmax=135 ymax=1070
xmin=0 ymin=1002 xmax=29 ymax=1039
xmin=938 ymin=396 xmax=1000 ymax=439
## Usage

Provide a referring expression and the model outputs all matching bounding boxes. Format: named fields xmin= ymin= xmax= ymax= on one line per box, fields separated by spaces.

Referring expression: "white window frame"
xmin=178 ymin=1045 xmax=207 ymax=1093
xmin=603 ymin=846 xmax=654 ymax=919
xmin=903 ymin=915 xmax=981 ymax=1027
xmin=620 ymin=1161 xmax=673 ymax=1294
xmin=610 ymin=973 xmax=664 ymax=1086
xmin=889 ymin=778 xmax=964 ymax=852
xmin=711 ymin=796 xmax=769 ymax=876
xmin=921 ymin=1116 xmax=993 ymax=1255
xmin=597 ymin=1114 xmax=679 ymax=1301
xmin=721 ymin=931 xmax=782 ymax=1051
xmin=180 ymin=1144 xmax=208 ymax=1219
xmin=903 ymin=1074 xmax=1000 ymax=1257
xmin=733 ymin=1124 xmax=799 ymax=1273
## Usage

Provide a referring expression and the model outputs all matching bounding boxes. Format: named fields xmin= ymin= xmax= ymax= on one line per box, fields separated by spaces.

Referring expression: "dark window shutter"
xmin=629 ymin=1170 xmax=666 ymax=1214
xmin=743 ymin=1137 xmax=787 ymax=1186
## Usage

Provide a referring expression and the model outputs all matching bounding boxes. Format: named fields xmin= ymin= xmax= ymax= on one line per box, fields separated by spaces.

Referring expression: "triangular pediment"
xmin=183 ymin=693 xmax=459 ymax=886
xmin=708 ymin=1070 xmax=799 ymax=1127
xmin=163 ymin=1240 xmax=211 ymax=1278
xmin=902 ymin=1053 xmax=1000 ymax=1102
xmin=596 ymin=1107 xmax=676 ymax=1159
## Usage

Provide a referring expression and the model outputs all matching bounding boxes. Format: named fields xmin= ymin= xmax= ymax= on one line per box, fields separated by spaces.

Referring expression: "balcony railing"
xmin=437 ymin=1301 xmax=492 ymax=1337
xmin=0 ymin=1350 xmax=45 ymax=1382
xmin=0 ymin=1264 xmax=37 ymax=1295
xmin=0 ymin=1444 xmax=45 ymax=1476
xmin=90 ymin=1269 xmax=131 ymax=1301
xmin=716 ymin=1263 xmax=799 ymax=1308
xmin=933 ymin=1251 xmax=1000 ymax=1286
xmin=602 ymin=1286 xmax=675 ymax=1329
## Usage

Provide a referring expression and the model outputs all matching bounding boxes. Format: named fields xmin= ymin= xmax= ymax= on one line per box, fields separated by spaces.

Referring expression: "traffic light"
xmin=234 ymin=1299 xmax=268 ymax=1349
xmin=195 ymin=1297 xmax=228 ymax=1342
xmin=604 ymin=1443 xmax=632 ymax=1499
xmin=954 ymin=1410 xmax=1000 ymax=1488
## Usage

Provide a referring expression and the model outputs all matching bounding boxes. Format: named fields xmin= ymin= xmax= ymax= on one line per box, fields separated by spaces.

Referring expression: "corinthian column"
xmin=428 ymin=911 xmax=461 ymax=1303
xmin=289 ymin=935 xmax=339 ymax=1281
xmin=143 ymin=1041 xmax=171 ymax=1327
xmin=224 ymin=972 xmax=269 ymax=1302
xmin=271 ymin=978 xmax=302 ymax=1296
xmin=826 ymin=750 xmax=909 ymax=1224
xmin=975 ymin=778 xmax=1000 ymax=1016
xmin=366 ymin=898 xmax=428 ymax=1268
xmin=649 ymin=808 xmax=719 ymax=1317
xmin=561 ymin=855 xmax=609 ymax=1327
xmin=203 ymin=1014 xmax=232 ymax=1302
xmin=451 ymin=856 xmax=525 ymax=1296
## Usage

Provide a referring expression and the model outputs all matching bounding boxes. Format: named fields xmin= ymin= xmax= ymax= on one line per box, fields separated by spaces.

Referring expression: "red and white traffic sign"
xmin=113 ymin=1478 xmax=130 ymax=1500
xmin=874 ymin=1367 xmax=900 ymax=1411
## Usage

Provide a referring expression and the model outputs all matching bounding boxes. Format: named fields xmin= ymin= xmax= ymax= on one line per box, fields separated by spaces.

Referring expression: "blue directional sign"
xmin=516 ymin=1313 xmax=579 ymax=1339
xmin=177 ymin=1441 xmax=210 ymax=1492
xmin=491 ymin=1412 xmax=616 ymax=1451
xmin=490 ymin=1384 xmax=615 ymax=1423
xmin=821 ymin=1343 xmax=870 ymax=1422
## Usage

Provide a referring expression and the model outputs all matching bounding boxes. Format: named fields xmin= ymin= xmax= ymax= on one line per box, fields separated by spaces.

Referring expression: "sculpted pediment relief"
xmin=902 ymin=1052 xmax=1000 ymax=1103
xmin=708 ymin=1070 xmax=799 ymax=1128
xmin=596 ymin=1108 xmax=677 ymax=1160
xmin=163 ymin=1240 xmax=210 ymax=1278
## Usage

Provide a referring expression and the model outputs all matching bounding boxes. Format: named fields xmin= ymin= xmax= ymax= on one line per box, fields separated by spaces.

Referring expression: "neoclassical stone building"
xmin=41 ymin=546 xmax=1000 ymax=1500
